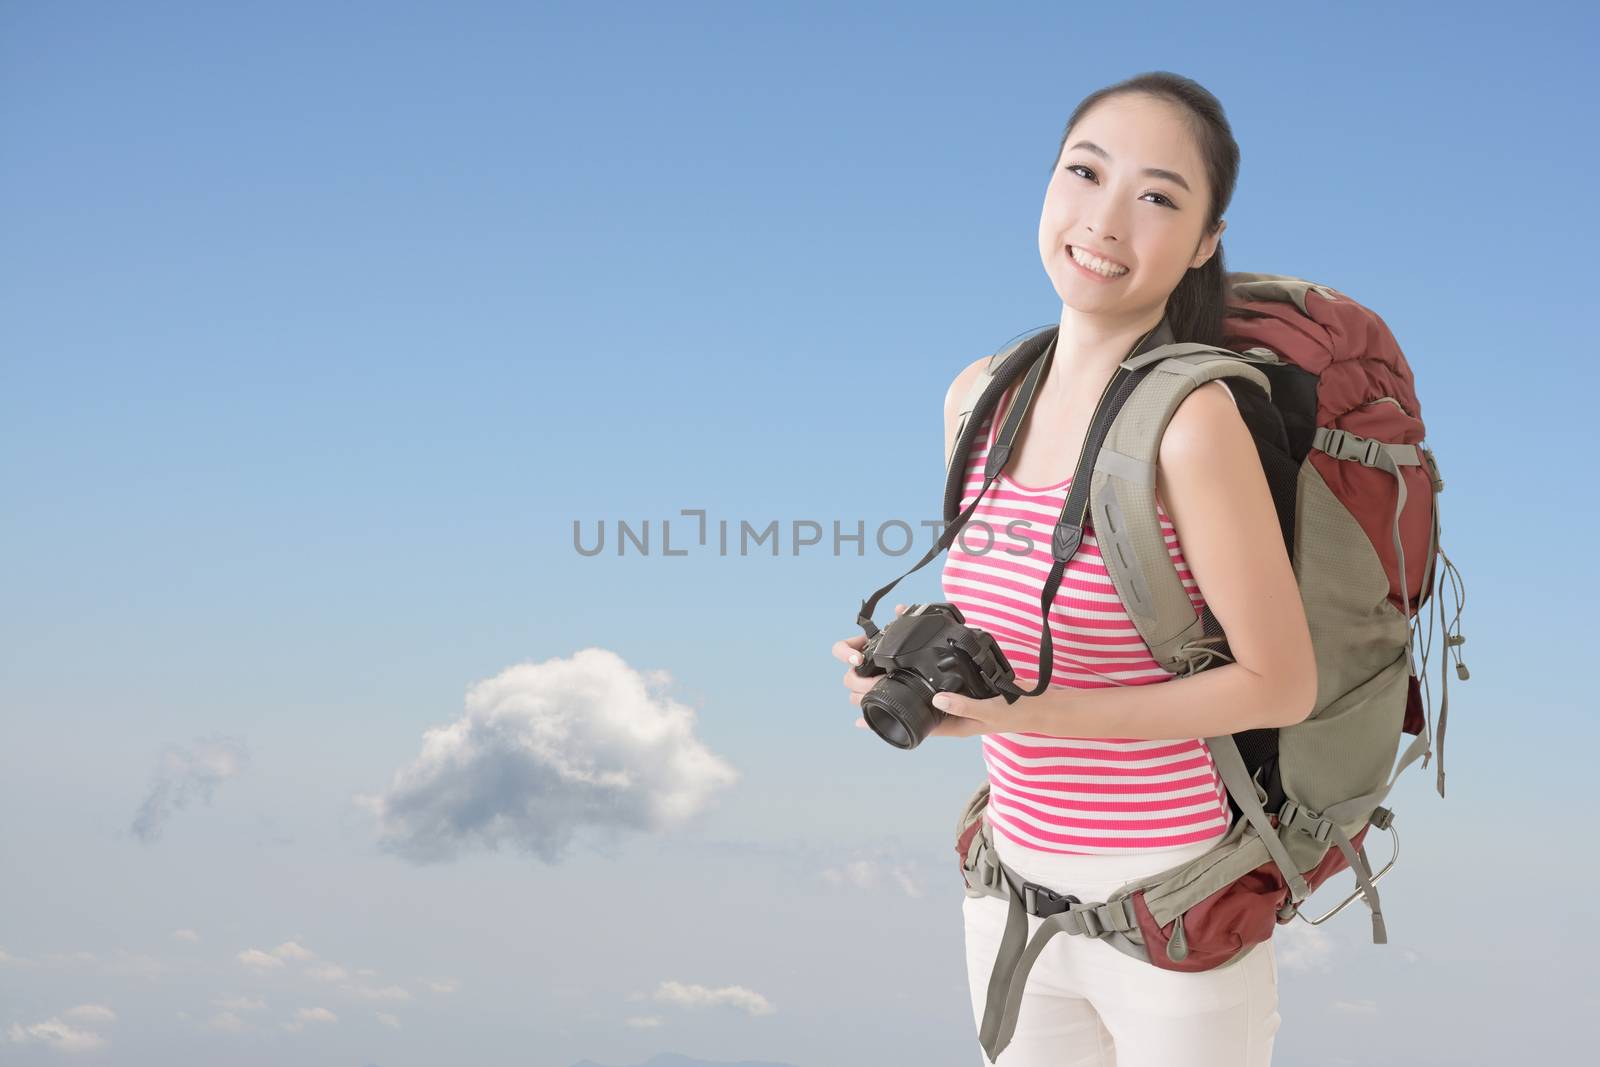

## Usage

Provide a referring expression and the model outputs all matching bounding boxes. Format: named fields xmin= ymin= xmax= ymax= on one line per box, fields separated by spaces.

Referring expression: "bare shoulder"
xmin=1156 ymin=377 xmax=1251 ymax=516
xmin=943 ymin=353 xmax=996 ymax=461
xmin=1161 ymin=380 xmax=1240 ymax=456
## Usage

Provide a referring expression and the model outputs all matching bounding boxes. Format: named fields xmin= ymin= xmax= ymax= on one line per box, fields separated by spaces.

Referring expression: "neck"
xmin=1039 ymin=306 xmax=1167 ymax=407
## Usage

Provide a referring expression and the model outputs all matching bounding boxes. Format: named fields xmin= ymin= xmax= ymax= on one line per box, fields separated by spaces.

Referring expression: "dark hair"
xmin=1051 ymin=71 xmax=1241 ymax=348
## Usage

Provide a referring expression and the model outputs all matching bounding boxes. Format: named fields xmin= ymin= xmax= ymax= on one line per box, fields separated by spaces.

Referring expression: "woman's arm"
xmin=1020 ymin=380 xmax=1318 ymax=740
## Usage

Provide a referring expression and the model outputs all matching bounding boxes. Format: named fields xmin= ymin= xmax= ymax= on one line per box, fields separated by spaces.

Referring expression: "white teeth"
xmin=1070 ymin=246 xmax=1127 ymax=277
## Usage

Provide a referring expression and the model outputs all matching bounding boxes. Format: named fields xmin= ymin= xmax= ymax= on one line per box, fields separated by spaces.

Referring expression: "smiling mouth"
xmin=1065 ymin=244 xmax=1129 ymax=278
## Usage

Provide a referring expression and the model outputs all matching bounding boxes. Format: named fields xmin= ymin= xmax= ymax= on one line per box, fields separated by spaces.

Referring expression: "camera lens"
xmin=860 ymin=674 xmax=943 ymax=750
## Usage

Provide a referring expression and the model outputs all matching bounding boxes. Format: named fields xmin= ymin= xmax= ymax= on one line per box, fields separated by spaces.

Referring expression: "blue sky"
xmin=2 ymin=2 xmax=1595 ymax=1065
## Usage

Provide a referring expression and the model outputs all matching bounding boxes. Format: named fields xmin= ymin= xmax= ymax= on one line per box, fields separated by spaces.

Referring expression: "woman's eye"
xmin=1065 ymin=163 xmax=1176 ymax=208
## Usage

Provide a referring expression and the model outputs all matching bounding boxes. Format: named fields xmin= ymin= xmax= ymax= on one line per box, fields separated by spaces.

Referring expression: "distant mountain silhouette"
xmin=568 ymin=1054 xmax=800 ymax=1067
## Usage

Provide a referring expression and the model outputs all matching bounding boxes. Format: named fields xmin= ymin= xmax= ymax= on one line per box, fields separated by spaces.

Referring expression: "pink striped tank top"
xmin=939 ymin=378 xmax=1234 ymax=855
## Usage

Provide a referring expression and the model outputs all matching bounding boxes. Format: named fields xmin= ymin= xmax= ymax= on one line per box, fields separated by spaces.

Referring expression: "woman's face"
xmin=1037 ymin=93 xmax=1225 ymax=319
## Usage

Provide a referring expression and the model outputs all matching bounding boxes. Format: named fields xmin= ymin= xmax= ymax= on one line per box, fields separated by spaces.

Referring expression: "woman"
xmin=831 ymin=72 xmax=1315 ymax=1065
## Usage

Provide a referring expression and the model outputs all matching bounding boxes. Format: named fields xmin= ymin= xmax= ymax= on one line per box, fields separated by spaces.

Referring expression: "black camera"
xmin=853 ymin=602 xmax=1022 ymax=750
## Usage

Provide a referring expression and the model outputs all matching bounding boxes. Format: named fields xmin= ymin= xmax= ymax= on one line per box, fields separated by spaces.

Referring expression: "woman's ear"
xmin=1192 ymin=218 xmax=1227 ymax=269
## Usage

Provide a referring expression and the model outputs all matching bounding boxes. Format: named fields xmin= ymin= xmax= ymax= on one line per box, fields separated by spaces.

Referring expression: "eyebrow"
xmin=1066 ymin=140 xmax=1191 ymax=193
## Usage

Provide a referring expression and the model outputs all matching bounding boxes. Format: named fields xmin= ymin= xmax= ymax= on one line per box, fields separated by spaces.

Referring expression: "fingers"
xmin=855 ymin=716 xmax=867 ymax=730
xmin=841 ymin=668 xmax=875 ymax=696
xmin=831 ymin=635 xmax=868 ymax=665
xmin=832 ymin=605 xmax=909 ymax=664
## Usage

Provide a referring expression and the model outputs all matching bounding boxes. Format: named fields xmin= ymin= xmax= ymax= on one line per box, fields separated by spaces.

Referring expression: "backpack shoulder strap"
xmin=1088 ymin=348 xmax=1277 ymax=675
xmin=944 ymin=328 xmax=1052 ymax=475
xmin=942 ymin=328 xmax=1057 ymax=522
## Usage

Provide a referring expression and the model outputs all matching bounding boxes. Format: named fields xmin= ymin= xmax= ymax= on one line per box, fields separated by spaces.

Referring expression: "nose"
xmin=1084 ymin=223 xmax=1119 ymax=244
xmin=1082 ymin=199 xmax=1129 ymax=243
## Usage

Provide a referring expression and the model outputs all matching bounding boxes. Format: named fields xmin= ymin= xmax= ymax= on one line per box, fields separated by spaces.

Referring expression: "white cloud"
xmin=355 ymin=648 xmax=740 ymax=864
xmin=375 ymin=1012 xmax=401 ymax=1028
xmin=305 ymin=962 xmax=349 ymax=982
xmin=130 ymin=735 xmax=249 ymax=843
xmin=239 ymin=940 xmax=316 ymax=971
xmin=421 ymin=977 xmax=459 ymax=994
xmin=281 ymin=1006 xmax=337 ymax=1032
xmin=5 ymin=1017 xmax=108 ymax=1052
xmin=237 ymin=948 xmax=285 ymax=970
xmin=0 ymin=946 xmax=34 ymax=967
xmin=1272 ymin=921 xmax=1335 ymax=973
xmin=820 ymin=855 xmax=924 ymax=897
xmin=649 ymin=980 xmax=775 ymax=1016
xmin=7 ymin=1006 xmax=115 ymax=1053
xmin=272 ymin=940 xmax=315 ymax=961
xmin=172 ymin=928 xmax=200 ymax=943
xmin=205 ymin=1011 xmax=249 ymax=1033
xmin=625 ymin=1015 xmax=663 ymax=1029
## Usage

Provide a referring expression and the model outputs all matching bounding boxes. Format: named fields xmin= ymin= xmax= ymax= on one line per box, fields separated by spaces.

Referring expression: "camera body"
xmin=854 ymin=602 xmax=1020 ymax=749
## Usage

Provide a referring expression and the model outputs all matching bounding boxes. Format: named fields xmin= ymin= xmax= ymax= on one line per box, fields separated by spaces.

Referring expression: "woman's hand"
xmin=925 ymin=688 xmax=1031 ymax=738
xmin=832 ymin=603 xmax=909 ymax=730
xmin=833 ymin=604 xmax=1037 ymax=738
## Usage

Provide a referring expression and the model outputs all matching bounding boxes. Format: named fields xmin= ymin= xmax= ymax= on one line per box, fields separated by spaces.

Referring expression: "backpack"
xmin=947 ymin=273 xmax=1470 ymax=1062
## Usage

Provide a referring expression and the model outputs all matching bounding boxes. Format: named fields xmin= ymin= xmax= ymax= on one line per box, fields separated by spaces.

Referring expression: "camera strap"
xmin=857 ymin=320 xmax=1170 ymax=699
xmin=855 ymin=334 xmax=1057 ymax=643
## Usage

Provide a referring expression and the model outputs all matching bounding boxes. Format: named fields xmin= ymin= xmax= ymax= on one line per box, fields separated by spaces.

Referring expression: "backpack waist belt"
xmin=961 ymin=823 xmax=1148 ymax=1060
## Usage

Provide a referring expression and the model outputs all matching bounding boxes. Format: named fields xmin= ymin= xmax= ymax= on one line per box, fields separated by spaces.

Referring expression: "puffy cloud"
xmin=6 ymin=1005 xmax=116 ymax=1052
xmin=237 ymin=949 xmax=286 ymax=970
xmin=238 ymin=939 xmax=315 ymax=970
xmin=375 ymin=1012 xmax=401 ymax=1028
xmin=205 ymin=1011 xmax=249 ymax=1033
xmin=648 ymin=980 xmax=775 ymax=1016
xmin=130 ymin=735 xmax=249 ymax=843
xmin=820 ymin=854 xmax=924 ymax=897
xmin=1272 ymin=920 xmax=1335 ymax=973
xmin=624 ymin=1015 xmax=663 ymax=1029
xmin=355 ymin=648 xmax=739 ymax=864
xmin=281 ymin=1006 xmax=337 ymax=1032
xmin=172 ymin=928 xmax=200 ymax=943
xmin=421 ymin=977 xmax=459 ymax=994
xmin=272 ymin=940 xmax=314 ymax=961
xmin=5 ymin=1017 xmax=107 ymax=1052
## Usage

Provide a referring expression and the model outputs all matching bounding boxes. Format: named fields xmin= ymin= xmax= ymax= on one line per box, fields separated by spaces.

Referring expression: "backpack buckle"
xmin=1022 ymin=881 xmax=1080 ymax=918
xmin=1279 ymin=800 xmax=1334 ymax=843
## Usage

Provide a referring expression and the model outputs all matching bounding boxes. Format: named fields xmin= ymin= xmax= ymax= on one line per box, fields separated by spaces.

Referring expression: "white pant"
xmin=963 ymin=827 xmax=1281 ymax=1066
